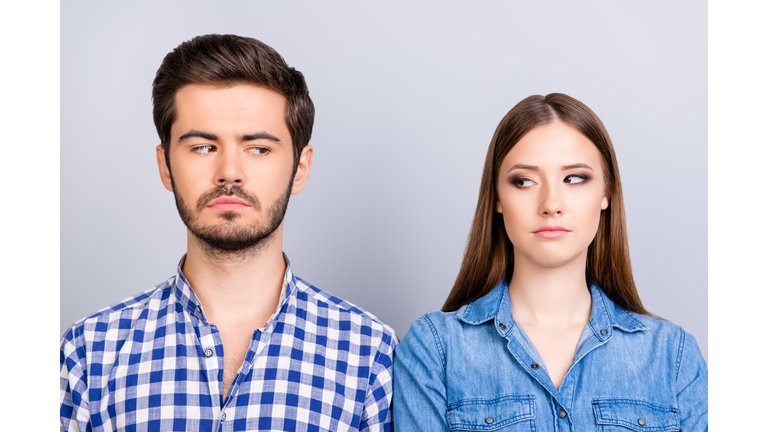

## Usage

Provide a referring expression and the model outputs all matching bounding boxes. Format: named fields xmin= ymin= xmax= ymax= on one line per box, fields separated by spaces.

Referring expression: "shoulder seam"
xmin=674 ymin=327 xmax=686 ymax=382
xmin=421 ymin=314 xmax=447 ymax=374
xmin=357 ymin=320 xmax=396 ymax=425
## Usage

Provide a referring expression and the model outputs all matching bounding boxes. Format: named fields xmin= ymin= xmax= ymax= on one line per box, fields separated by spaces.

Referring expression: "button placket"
xmin=198 ymin=324 xmax=223 ymax=407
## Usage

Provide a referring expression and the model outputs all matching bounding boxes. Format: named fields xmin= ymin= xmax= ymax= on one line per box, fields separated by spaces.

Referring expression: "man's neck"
xmin=181 ymin=225 xmax=287 ymax=331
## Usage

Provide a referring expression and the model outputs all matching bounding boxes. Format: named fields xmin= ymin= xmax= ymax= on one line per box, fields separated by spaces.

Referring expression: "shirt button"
xmin=204 ymin=348 xmax=213 ymax=357
xmin=600 ymin=329 xmax=608 ymax=335
xmin=484 ymin=417 xmax=494 ymax=424
xmin=638 ymin=418 xmax=646 ymax=426
xmin=531 ymin=363 xmax=539 ymax=370
xmin=558 ymin=409 xmax=567 ymax=418
xmin=498 ymin=322 xmax=506 ymax=330
xmin=222 ymin=412 xmax=226 ymax=421
xmin=197 ymin=304 xmax=202 ymax=313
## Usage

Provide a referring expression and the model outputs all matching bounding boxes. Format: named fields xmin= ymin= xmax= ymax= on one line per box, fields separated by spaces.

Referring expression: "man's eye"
xmin=248 ymin=147 xmax=270 ymax=156
xmin=564 ymin=175 xmax=588 ymax=184
xmin=512 ymin=178 xmax=535 ymax=188
xmin=192 ymin=145 xmax=216 ymax=154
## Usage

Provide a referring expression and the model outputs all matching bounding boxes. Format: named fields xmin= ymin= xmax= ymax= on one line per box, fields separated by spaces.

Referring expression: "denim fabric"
xmin=393 ymin=281 xmax=707 ymax=431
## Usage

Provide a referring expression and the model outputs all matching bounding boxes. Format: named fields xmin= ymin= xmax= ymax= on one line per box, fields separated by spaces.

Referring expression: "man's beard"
xmin=172 ymin=178 xmax=292 ymax=257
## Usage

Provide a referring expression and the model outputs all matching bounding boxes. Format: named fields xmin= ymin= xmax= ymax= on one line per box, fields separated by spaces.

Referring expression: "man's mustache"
xmin=196 ymin=185 xmax=261 ymax=212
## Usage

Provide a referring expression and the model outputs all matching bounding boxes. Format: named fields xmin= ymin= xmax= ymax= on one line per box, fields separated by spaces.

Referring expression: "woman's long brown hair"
xmin=442 ymin=93 xmax=649 ymax=315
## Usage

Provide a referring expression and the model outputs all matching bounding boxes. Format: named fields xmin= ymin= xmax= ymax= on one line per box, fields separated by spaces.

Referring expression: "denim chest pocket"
xmin=592 ymin=399 xmax=680 ymax=432
xmin=446 ymin=395 xmax=535 ymax=431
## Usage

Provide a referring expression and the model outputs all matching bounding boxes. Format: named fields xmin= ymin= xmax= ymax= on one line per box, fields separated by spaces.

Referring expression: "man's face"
xmin=156 ymin=84 xmax=311 ymax=253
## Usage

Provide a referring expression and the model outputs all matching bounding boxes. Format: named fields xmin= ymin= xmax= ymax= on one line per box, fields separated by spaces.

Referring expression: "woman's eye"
xmin=564 ymin=175 xmax=588 ymax=184
xmin=512 ymin=178 xmax=535 ymax=188
xmin=248 ymin=147 xmax=270 ymax=156
xmin=192 ymin=145 xmax=216 ymax=154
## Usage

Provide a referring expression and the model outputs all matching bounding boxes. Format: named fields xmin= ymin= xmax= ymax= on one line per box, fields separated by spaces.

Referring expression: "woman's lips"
xmin=533 ymin=226 xmax=570 ymax=239
xmin=207 ymin=196 xmax=250 ymax=211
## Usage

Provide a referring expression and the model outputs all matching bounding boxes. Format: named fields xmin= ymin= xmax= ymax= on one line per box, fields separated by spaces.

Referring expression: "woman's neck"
xmin=508 ymin=248 xmax=592 ymax=328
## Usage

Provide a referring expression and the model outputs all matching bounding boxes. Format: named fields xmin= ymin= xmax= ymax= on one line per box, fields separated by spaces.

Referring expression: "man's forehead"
xmin=171 ymin=84 xmax=289 ymax=140
xmin=174 ymin=83 xmax=286 ymax=110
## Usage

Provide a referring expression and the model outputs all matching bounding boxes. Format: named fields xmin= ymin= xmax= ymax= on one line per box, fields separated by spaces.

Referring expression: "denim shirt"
xmin=393 ymin=281 xmax=707 ymax=431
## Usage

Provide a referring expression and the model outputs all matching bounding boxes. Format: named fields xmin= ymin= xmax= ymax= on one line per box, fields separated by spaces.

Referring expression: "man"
xmin=60 ymin=34 xmax=397 ymax=432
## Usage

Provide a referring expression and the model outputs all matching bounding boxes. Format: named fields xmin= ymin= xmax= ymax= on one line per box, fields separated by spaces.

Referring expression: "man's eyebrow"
xmin=240 ymin=132 xmax=281 ymax=144
xmin=177 ymin=130 xmax=219 ymax=143
xmin=176 ymin=130 xmax=282 ymax=145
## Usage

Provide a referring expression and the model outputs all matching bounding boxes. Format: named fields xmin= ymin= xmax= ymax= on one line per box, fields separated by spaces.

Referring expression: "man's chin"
xmin=187 ymin=224 xmax=279 ymax=254
xmin=217 ymin=211 xmax=242 ymax=222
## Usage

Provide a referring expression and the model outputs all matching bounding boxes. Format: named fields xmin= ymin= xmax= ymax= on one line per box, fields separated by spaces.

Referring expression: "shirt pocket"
xmin=592 ymin=398 xmax=680 ymax=432
xmin=446 ymin=395 xmax=535 ymax=431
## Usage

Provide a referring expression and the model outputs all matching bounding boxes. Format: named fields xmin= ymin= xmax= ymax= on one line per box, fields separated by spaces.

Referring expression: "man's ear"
xmin=156 ymin=145 xmax=174 ymax=192
xmin=291 ymin=145 xmax=313 ymax=195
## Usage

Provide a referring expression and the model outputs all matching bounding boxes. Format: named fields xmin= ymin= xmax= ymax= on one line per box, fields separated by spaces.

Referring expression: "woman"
xmin=393 ymin=94 xmax=707 ymax=431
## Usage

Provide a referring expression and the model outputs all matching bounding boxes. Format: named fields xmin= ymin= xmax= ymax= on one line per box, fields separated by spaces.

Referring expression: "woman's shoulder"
xmin=402 ymin=310 xmax=461 ymax=344
xmin=594 ymin=286 xmax=696 ymax=343
xmin=611 ymin=305 xmax=705 ymax=363
xmin=619 ymin=308 xmax=693 ymax=340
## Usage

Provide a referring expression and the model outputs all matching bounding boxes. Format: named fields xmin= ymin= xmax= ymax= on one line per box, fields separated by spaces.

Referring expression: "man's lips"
xmin=533 ymin=225 xmax=570 ymax=239
xmin=206 ymin=196 xmax=250 ymax=211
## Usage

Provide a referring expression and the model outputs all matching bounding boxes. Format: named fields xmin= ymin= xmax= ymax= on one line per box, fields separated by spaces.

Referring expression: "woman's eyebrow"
xmin=507 ymin=164 xmax=538 ymax=172
xmin=506 ymin=163 xmax=594 ymax=173
xmin=562 ymin=163 xmax=593 ymax=171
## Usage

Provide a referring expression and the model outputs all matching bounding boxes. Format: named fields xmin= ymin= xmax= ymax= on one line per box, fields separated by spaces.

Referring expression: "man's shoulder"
xmin=292 ymin=276 xmax=398 ymax=345
xmin=61 ymin=277 xmax=175 ymax=343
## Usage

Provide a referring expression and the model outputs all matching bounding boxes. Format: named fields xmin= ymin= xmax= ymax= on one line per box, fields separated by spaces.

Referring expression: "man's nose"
xmin=215 ymin=147 xmax=244 ymax=185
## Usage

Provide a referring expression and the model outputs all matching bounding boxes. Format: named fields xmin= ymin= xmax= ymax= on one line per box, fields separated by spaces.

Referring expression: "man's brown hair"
xmin=152 ymin=34 xmax=315 ymax=173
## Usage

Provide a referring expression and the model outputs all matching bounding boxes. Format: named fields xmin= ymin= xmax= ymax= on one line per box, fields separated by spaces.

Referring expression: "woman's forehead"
xmin=501 ymin=121 xmax=603 ymax=170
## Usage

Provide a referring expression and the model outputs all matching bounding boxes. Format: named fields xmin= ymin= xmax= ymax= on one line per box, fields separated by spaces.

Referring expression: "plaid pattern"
xmin=60 ymin=257 xmax=397 ymax=432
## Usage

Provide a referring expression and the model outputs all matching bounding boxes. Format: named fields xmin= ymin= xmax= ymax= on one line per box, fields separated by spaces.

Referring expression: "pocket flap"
xmin=446 ymin=395 xmax=535 ymax=431
xmin=592 ymin=399 xmax=680 ymax=432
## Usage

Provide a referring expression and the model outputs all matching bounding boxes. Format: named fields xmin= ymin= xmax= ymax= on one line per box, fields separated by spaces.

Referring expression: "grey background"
xmin=61 ymin=1 xmax=707 ymax=361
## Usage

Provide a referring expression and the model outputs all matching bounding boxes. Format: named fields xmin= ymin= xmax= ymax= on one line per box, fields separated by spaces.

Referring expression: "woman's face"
xmin=495 ymin=121 xmax=609 ymax=270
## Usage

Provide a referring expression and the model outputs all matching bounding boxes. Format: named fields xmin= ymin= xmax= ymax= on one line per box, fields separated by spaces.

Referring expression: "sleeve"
xmin=393 ymin=315 xmax=449 ymax=432
xmin=674 ymin=329 xmax=708 ymax=432
xmin=60 ymin=326 xmax=90 ymax=432
xmin=359 ymin=330 xmax=397 ymax=432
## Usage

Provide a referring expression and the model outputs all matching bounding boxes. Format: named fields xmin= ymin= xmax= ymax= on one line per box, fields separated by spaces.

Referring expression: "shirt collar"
xmin=171 ymin=253 xmax=298 ymax=325
xmin=456 ymin=279 xmax=646 ymax=339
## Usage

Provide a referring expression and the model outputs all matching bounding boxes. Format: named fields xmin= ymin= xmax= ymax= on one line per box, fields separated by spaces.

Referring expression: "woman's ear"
xmin=601 ymin=187 xmax=611 ymax=210
xmin=495 ymin=200 xmax=503 ymax=213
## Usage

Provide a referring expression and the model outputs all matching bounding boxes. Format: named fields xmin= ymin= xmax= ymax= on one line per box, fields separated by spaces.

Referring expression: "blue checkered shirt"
xmin=60 ymin=257 xmax=397 ymax=431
